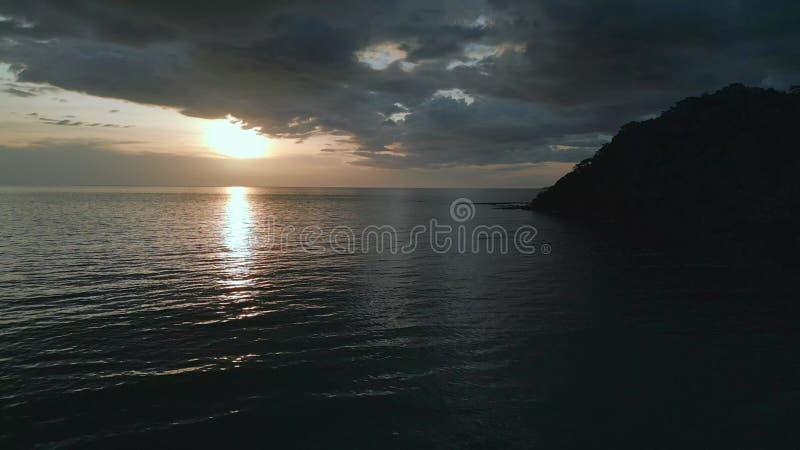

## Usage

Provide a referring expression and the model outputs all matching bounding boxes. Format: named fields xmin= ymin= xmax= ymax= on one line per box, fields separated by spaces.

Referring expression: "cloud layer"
xmin=1 ymin=0 xmax=798 ymax=168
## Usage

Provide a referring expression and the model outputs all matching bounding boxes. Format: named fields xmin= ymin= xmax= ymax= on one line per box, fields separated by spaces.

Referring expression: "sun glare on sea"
xmin=224 ymin=186 xmax=252 ymax=258
xmin=206 ymin=115 xmax=269 ymax=158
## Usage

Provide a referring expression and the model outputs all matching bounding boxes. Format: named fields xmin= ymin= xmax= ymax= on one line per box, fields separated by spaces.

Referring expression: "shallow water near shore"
xmin=1 ymin=187 xmax=798 ymax=449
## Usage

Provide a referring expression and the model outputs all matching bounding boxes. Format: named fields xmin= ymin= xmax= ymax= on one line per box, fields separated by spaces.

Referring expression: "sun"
xmin=206 ymin=115 xmax=269 ymax=158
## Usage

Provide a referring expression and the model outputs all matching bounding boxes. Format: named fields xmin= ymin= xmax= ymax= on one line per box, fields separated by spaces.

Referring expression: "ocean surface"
xmin=1 ymin=187 xmax=798 ymax=449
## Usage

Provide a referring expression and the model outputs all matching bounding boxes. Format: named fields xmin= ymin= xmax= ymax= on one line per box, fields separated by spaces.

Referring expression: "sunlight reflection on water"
xmin=222 ymin=186 xmax=253 ymax=282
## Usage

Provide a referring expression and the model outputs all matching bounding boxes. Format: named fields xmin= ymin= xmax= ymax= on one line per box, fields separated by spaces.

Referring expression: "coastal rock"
xmin=530 ymin=84 xmax=800 ymax=234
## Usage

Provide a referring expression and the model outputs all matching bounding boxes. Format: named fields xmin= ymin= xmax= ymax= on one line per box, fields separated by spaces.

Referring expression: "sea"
xmin=1 ymin=186 xmax=798 ymax=449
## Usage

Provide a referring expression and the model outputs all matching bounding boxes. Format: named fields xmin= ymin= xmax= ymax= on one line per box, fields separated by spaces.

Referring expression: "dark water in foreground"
xmin=1 ymin=187 xmax=798 ymax=449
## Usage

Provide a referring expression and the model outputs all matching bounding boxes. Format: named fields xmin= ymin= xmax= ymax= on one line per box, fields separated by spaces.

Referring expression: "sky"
xmin=0 ymin=0 xmax=799 ymax=187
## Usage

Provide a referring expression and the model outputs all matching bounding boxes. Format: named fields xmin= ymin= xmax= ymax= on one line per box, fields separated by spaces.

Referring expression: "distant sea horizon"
xmin=0 ymin=185 xmax=548 ymax=190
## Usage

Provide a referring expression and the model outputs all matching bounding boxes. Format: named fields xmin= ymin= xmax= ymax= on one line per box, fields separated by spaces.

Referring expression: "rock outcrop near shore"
xmin=530 ymin=85 xmax=800 ymax=233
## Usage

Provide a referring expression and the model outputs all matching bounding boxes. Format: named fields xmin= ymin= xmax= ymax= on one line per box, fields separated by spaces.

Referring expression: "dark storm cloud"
xmin=2 ymin=82 xmax=56 ymax=97
xmin=1 ymin=0 xmax=799 ymax=168
xmin=35 ymin=115 xmax=132 ymax=128
xmin=3 ymin=87 xmax=35 ymax=97
xmin=40 ymin=118 xmax=84 ymax=126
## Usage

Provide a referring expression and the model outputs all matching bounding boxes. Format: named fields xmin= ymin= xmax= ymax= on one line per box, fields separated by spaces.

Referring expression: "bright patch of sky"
xmin=0 ymin=64 xmax=209 ymax=153
xmin=447 ymin=42 xmax=526 ymax=70
xmin=468 ymin=15 xmax=494 ymax=29
xmin=399 ymin=61 xmax=416 ymax=72
xmin=385 ymin=103 xmax=411 ymax=122
xmin=388 ymin=112 xmax=410 ymax=122
xmin=433 ymin=88 xmax=475 ymax=105
xmin=0 ymin=14 xmax=34 ymax=29
xmin=356 ymin=42 xmax=408 ymax=70
xmin=0 ymin=64 xmax=351 ymax=161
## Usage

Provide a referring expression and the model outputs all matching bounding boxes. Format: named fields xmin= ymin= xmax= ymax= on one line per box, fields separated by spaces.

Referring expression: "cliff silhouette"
xmin=531 ymin=84 xmax=800 ymax=238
